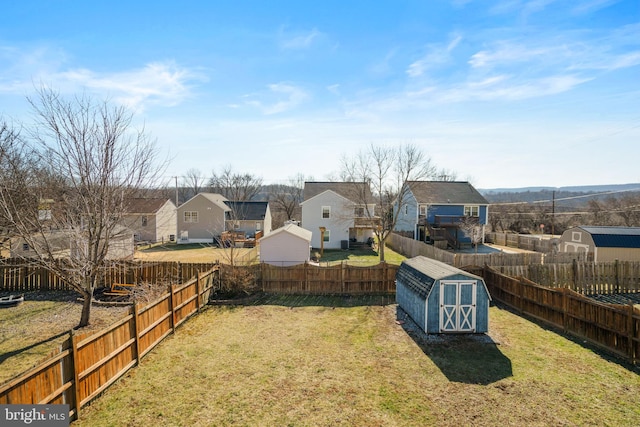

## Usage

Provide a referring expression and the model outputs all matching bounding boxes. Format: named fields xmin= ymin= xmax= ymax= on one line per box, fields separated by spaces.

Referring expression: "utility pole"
xmin=174 ymin=176 xmax=179 ymax=207
xmin=551 ymin=190 xmax=555 ymax=236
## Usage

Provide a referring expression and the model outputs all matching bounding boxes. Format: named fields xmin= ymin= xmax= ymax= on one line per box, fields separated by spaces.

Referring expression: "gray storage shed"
xmin=396 ymin=256 xmax=491 ymax=334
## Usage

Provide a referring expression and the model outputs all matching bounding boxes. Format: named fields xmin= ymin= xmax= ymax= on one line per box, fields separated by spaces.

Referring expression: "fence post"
xmin=614 ymin=259 xmax=620 ymax=294
xmin=628 ymin=303 xmax=635 ymax=364
xmin=196 ymin=271 xmax=202 ymax=312
xmin=168 ymin=285 xmax=176 ymax=334
xmin=70 ymin=331 xmax=81 ymax=420
xmin=133 ymin=304 xmax=141 ymax=366
xmin=562 ymin=287 xmax=568 ymax=332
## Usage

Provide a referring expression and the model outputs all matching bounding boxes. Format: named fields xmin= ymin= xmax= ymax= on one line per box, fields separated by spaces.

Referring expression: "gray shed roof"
xmin=396 ymin=256 xmax=483 ymax=298
xmin=406 ymin=181 xmax=489 ymax=205
xmin=578 ymin=226 xmax=640 ymax=248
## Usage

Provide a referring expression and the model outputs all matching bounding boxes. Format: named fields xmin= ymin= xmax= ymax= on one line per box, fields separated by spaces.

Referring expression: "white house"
xmin=300 ymin=182 xmax=378 ymax=250
xmin=259 ymin=223 xmax=312 ymax=266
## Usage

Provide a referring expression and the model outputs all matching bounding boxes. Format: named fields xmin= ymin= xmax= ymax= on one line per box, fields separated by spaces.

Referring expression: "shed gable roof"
xmin=579 ymin=226 xmax=640 ymax=248
xmin=263 ymin=223 xmax=312 ymax=242
xmin=406 ymin=181 xmax=488 ymax=205
xmin=397 ymin=256 xmax=484 ymax=298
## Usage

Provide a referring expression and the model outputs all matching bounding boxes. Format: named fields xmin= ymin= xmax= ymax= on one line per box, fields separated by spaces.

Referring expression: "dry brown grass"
xmin=0 ymin=292 xmax=130 ymax=384
xmin=134 ymin=243 xmax=256 ymax=264
xmin=73 ymin=299 xmax=640 ymax=427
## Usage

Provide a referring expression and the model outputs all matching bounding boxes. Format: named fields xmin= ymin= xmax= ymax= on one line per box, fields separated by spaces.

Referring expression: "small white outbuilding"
xmin=259 ymin=223 xmax=313 ymax=266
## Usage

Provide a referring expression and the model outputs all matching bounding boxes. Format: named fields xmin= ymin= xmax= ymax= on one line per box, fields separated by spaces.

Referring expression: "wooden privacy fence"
xmin=0 ymin=259 xmax=218 ymax=292
xmin=477 ymin=266 xmax=640 ymax=365
xmin=495 ymin=260 xmax=640 ymax=294
xmin=258 ymin=262 xmax=398 ymax=294
xmin=0 ymin=266 xmax=218 ymax=422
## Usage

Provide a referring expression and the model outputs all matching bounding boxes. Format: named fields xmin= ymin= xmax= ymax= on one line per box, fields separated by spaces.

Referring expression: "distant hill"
xmin=480 ymin=183 xmax=640 ymax=195
xmin=479 ymin=183 xmax=640 ymax=207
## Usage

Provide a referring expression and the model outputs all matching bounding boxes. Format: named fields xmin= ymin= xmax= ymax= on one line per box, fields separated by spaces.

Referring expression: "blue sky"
xmin=1 ymin=0 xmax=639 ymax=189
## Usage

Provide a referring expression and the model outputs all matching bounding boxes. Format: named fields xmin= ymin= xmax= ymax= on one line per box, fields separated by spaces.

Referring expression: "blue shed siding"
xmin=396 ymin=258 xmax=491 ymax=334
xmin=396 ymin=283 xmax=426 ymax=332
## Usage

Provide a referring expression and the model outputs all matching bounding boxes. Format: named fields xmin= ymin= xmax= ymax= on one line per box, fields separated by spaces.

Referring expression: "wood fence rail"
xmin=0 ymin=266 xmax=218 ymax=422
xmin=495 ymin=260 xmax=640 ymax=294
xmin=258 ymin=262 xmax=398 ymax=294
xmin=0 ymin=259 xmax=218 ymax=292
xmin=474 ymin=266 xmax=640 ymax=365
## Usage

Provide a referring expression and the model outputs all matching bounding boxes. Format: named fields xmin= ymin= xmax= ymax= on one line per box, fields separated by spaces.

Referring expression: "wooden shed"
xmin=396 ymin=256 xmax=491 ymax=334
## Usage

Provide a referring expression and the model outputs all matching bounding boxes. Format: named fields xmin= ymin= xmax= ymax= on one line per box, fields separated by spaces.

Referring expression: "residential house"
xmin=122 ymin=198 xmax=177 ymax=244
xmin=259 ymin=223 xmax=312 ymax=266
xmin=300 ymin=182 xmax=378 ymax=250
xmin=176 ymin=193 xmax=230 ymax=244
xmin=559 ymin=226 xmax=640 ymax=262
xmin=224 ymin=201 xmax=272 ymax=239
xmin=12 ymin=226 xmax=135 ymax=260
xmin=394 ymin=181 xmax=489 ymax=249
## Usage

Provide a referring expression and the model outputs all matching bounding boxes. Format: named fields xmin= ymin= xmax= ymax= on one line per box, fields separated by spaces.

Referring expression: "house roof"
xmin=181 ymin=193 xmax=230 ymax=212
xmin=397 ymin=256 xmax=483 ymax=298
xmin=224 ymin=201 xmax=269 ymax=220
xmin=124 ymin=198 xmax=174 ymax=214
xmin=263 ymin=223 xmax=312 ymax=242
xmin=406 ymin=181 xmax=489 ymax=205
xmin=303 ymin=181 xmax=373 ymax=203
xmin=578 ymin=226 xmax=640 ymax=248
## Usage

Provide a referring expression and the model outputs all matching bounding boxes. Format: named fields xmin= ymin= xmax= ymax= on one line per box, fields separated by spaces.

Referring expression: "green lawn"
xmin=74 ymin=298 xmax=640 ymax=427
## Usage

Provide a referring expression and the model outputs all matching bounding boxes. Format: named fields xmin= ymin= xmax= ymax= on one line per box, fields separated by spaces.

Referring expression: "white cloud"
xmin=280 ymin=28 xmax=323 ymax=50
xmin=407 ymin=34 xmax=462 ymax=77
xmin=245 ymin=82 xmax=309 ymax=115
xmin=0 ymin=44 xmax=206 ymax=111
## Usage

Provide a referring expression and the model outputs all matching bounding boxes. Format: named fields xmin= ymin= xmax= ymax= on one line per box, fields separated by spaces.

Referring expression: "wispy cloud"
xmin=0 ymin=45 xmax=206 ymax=111
xmin=245 ymin=82 xmax=309 ymax=114
xmin=279 ymin=28 xmax=323 ymax=50
xmin=406 ymin=34 xmax=462 ymax=77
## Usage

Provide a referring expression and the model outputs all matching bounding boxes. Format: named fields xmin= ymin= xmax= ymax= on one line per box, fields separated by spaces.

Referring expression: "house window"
xmin=464 ymin=206 xmax=479 ymax=217
xmin=256 ymin=222 xmax=262 ymax=231
xmin=354 ymin=206 xmax=365 ymax=217
xmin=419 ymin=205 xmax=427 ymax=216
xmin=404 ymin=205 xmax=408 ymax=215
xmin=22 ymin=243 xmax=29 ymax=251
xmin=323 ymin=229 xmax=330 ymax=242
xmin=322 ymin=206 xmax=330 ymax=219
xmin=572 ymin=232 xmax=581 ymax=242
xmin=141 ymin=216 xmax=148 ymax=227
xmin=184 ymin=211 xmax=198 ymax=223
xmin=234 ymin=221 xmax=240 ymax=229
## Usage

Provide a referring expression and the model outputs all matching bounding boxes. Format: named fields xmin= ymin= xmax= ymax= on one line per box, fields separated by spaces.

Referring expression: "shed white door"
xmin=439 ymin=280 xmax=477 ymax=332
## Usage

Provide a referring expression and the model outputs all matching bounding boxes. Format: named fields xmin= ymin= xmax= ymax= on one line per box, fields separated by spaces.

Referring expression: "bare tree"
xmin=267 ymin=173 xmax=309 ymax=227
xmin=180 ymin=168 xmax=204 ymax=202
xmin=0 ymin=89 xmax=164 ymax=328
xmin=341 ymin=144 xmax=437 ymax=261
xmin=209 ymin=165 xmax=263 ymax=201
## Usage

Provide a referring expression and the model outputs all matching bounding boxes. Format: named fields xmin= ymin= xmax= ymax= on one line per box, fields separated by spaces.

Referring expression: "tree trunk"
xmin=77 ymin=288 xmax=93 ymax=328
xmin=378 ymin=237 xmax=386 ymax=262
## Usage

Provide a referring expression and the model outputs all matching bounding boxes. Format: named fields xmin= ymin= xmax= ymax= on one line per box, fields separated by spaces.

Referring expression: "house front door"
xmin=439 ymin=280 xmax=477 ymax=332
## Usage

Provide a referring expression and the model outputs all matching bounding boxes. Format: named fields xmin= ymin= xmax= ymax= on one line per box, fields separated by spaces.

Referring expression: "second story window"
xmin=354 ymin=206 xmax=365 ymax=217
xmin=322 ymin=206 xmax=330 ymax=219
xmin=419 ymin=205 xmax=427 ymax=216
xmin=141 ymin=216 xmax=148 ymax=227
xmin=464 ymin=206 xmax=479 ymax=217
xmin=184 ymin=211 xmax=198 ymax=223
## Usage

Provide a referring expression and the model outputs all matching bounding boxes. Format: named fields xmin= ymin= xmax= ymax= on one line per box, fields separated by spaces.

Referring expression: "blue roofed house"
xmin=394 ymin=181 xmax=489 ymax=249
xmin=559 ymin=226 xmax=640 ymax=262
